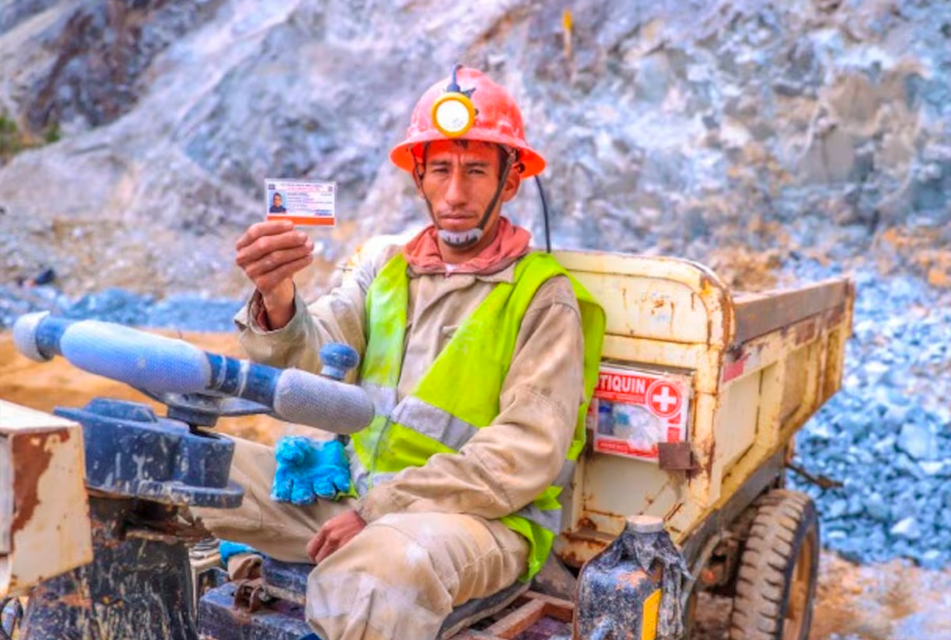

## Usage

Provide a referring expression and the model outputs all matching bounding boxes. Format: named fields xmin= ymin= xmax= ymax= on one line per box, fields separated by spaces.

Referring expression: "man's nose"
xmin=444 ymin=169 xmax=468 ymax=206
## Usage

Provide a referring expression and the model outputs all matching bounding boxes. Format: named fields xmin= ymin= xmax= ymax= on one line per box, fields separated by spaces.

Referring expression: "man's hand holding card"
xmin=233 ymin=179 xmax=337 ymax=330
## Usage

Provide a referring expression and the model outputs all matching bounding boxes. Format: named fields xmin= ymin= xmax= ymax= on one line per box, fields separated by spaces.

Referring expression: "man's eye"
xmin=469 ymin=168 xmax=486 ymax=175
xmin=431 ymin=166 xmax=449 ymax=174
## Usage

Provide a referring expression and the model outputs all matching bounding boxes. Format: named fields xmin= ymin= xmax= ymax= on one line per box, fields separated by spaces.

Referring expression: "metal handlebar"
xmin=12 ymin=312 xmax=374 ymax=434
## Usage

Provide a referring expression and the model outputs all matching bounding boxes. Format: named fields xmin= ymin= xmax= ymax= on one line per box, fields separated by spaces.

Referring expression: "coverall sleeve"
xmin=233 ymin=241 xmax=399 ymax=378
xmin=355 ymin=275 xmax=586 ymax=523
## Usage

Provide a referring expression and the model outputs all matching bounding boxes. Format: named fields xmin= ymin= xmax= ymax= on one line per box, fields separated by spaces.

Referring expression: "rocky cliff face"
xmin=1 ymin=0 xmax=950 ymax=573
xmin=0 ymin=0 xmax=948 ymax=295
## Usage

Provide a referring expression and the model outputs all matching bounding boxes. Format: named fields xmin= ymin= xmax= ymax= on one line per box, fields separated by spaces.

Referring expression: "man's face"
xmin=273 ymin=194 xmax=282 ymax=206
xmin=419 ymin=139 xmax=519 ymax=235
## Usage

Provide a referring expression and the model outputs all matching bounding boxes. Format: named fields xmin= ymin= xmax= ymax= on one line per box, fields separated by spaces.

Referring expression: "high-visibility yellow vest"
xmin=351 ymin=252 xmax=605 ymax=579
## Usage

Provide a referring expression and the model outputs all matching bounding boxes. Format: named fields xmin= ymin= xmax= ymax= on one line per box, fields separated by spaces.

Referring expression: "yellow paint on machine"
xmin=641 ymin=589 xmax=662 ymax=640
xmin=549 ymin=250 xmax=854 ymax=565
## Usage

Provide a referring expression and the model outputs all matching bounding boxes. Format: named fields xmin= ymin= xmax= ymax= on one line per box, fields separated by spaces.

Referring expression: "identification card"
xmin=265 ymin=179 xmax=336 ymax=227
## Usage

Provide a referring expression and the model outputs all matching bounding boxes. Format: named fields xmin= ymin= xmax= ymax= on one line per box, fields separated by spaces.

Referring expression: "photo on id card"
xmin=265 ymin=178 xmax=336 ymax=227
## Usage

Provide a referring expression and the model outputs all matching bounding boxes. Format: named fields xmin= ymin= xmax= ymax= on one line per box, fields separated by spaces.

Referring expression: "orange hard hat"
xmin=390 ymin=66 xmax=546 ymax=178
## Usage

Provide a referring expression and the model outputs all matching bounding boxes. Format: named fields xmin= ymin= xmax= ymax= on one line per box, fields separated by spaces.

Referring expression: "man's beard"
xmin=438 ymin=228 xmax=484 ymax=248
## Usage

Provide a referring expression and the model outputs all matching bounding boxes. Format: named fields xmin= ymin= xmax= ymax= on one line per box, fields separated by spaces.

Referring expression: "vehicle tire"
xmin=682 ymin=587 xmax=698 ymax=638
xmin=728 ymin=489 xmax=819 ymax=640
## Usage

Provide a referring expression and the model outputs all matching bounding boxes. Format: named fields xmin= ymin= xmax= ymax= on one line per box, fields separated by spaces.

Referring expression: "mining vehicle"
xmin=0 ymin=249 xmax=854 ymax=640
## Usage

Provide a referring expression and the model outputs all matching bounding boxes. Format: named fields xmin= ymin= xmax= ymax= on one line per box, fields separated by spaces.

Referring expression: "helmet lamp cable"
xmin=534 ymin=176 xmax=552 ymax=253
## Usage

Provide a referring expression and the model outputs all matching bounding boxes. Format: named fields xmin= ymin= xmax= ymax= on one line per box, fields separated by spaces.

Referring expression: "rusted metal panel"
xmin=658 ymin=441 xmax=697 ymax=471
xmin=556 ymin=527 xmax=614 ymax=568
xmin=600 ymin=337 xmax=710 ymax=386
xmin=555 ymin=250 xmax=735 ymax=348
xmin=21 ymin=497 xmax=202 ymax=640
xmin=0 ymin=401 xmax=92 ymax=598
xmin=557 ymin=250 xmax=736 ymax=568
xmin=509 ymin=260 xmax=852 ymax=638
xmin=555 ymin=251 xmax=854 ymax=578
xmin=732 ymin=278 xmax=850 ymax=346
xmin=721 ymin=303 xmax=849 ymax=386
xmin=822 ymin=325 xmax=848 ymax=401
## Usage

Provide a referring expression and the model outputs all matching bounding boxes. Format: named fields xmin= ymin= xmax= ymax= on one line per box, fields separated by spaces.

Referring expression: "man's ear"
xmin=413 ymin=168 xmax=425 ymax=197
xmin=501 ymin=172 xmax=521 ymax=203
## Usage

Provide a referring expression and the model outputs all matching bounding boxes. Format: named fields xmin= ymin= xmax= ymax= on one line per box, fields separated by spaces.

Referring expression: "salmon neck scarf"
xmin=402 ymin=217 xmax=532 ymax=276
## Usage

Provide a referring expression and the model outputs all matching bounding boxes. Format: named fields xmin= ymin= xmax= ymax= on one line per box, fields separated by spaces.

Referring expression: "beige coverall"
xmin=196 ymin=239 xmax=587 ymax=640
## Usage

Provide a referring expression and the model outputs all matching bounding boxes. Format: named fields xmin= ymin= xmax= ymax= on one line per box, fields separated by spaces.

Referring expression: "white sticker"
xmin=588 ymin=365 xmax=692 ymax=462
xmin=265 ymin=178 xmax=336 ymax=227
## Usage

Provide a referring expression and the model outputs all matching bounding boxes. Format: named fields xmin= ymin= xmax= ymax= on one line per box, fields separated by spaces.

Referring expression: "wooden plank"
xmin=517 ymin=591 xmax=575 ymax=623
xmin=452 ymin=632 xmax=505 ymax=640
xmin=451 ymin=632 xmax=504 ymax=640
xmin=485 ymin=599 xmax=547 ymax=638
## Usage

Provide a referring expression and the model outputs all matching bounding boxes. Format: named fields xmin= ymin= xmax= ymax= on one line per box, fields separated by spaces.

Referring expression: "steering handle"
xmin=12 ymin=312 xmax=374 ymax=434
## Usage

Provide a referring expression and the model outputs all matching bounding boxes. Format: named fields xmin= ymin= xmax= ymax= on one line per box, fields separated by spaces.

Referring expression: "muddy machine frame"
xmin=2 ymin=313 xmax=367 ymax=640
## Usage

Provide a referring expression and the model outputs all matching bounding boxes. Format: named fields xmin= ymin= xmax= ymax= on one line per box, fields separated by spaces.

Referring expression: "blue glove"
xmin=271 ymin=436 xmax=352 ymax=504
xmin=219 ymin=540 xmax=257 ymax=565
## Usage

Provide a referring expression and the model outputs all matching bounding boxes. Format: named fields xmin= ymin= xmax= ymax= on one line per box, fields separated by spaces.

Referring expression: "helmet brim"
xmin=390 ymin=130 xmax=546 ymax=178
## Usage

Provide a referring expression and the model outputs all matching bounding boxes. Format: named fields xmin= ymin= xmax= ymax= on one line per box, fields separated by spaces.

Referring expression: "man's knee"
xmin=305 ymin=516 xmax=452 ymax=640
xmin=313 ymin=515 xmax=452 ymax=600
xmin=358 ymin=513 xmax=527 ymax=605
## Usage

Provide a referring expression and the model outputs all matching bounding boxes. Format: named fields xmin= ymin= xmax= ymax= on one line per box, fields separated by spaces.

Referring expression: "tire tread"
xmin=727 ymin=490 xmax=819 ymax=640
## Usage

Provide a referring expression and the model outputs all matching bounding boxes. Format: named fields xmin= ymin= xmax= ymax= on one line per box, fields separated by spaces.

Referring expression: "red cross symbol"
xmin=646 ymin=380 xmax=682 ymax=418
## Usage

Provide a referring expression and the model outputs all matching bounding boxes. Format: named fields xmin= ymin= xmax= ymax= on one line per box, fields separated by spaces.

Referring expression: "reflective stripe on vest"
xmin=353 ymin=251 xmax=605 ymax=580
xmin=361 ymin=381 xmax=398 ymax=416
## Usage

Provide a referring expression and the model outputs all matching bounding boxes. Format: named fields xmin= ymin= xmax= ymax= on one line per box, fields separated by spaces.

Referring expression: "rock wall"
xmin=1 ymin=0 xmax=949 ymax=571
xmin=0 ymin=0 xmax=948 ymax=295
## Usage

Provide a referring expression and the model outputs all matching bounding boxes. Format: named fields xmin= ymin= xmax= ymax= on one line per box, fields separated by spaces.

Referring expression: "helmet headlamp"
xmin=432 ymin=94 xmax=475 ymax=137
xmin=431 ymin=64 xmax=476 ymax=138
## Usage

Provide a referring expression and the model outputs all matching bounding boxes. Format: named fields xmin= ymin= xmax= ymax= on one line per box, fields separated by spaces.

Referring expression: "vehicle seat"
xmin=199 ymin=556 xmax=530 ymax=640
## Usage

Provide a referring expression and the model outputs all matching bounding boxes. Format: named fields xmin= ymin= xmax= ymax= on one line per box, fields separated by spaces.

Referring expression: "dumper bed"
xmin=551 ymin=250 xmax=852 ymax=569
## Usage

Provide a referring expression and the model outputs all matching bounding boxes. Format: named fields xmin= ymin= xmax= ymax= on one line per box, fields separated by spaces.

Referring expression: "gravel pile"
xmin=788 ymin=259 xmax=951 ymax=570
xmin=0 ymin=284 xmax=244 ymax=333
